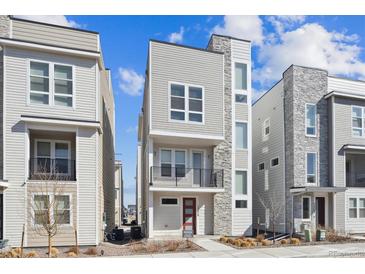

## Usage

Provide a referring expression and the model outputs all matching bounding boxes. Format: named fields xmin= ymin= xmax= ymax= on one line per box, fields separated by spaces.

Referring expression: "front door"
xmin=0 ymin=193 xmax=3 ymax=239
xmin=183 ymin=198 xmax=196 ymax=234
xmin=316 ymin=197 xmax=325 ymax=228
xmin=192 ymin=152 xmax=203 ymax=186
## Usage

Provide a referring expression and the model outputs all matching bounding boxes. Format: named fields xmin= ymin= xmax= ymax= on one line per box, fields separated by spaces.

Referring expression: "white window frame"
xmin=351 ymin=105 xmax=365 ymax=138
xmin=235 ymin=121 xmax=248 ymax=150
xmin=53 ymin=63 xmax=74 ymax=108
xmin=258 ymin=162 xmax=265 ymax=171
xmin=349 ymin=198 xmax=358 ymax=219
xmin=233 ymin=61 xmax=248 ymax=93
xmin=32 ymin=193 xmax=72 ymax=227
xmin=235 ymin=170 xmax=248 ymax=195
xmin=360 ymin=198 xmax=365 ymax=218
xmin=305 ymin=103 xmax=317 ymax=137
xmin=235 ymin=199 xmax=248 ymax=209
xmin=159 ymin=148 xmax=187 ymax=178
xmin=270 ymin=157 xmax=279 ymax=168
xmin=34 ymin=139 xmax=71 ymax=176
xmin=302 ymin=196 xmax=311 ymax=221
xmin=29 ymin=61 xmax=50 ymax=105
xmin=262 ymin=118 xmax=270 ymax=141
xmin=28 ymin=59 xmax=75 ymax=109
xmin=235 ymin=93 xmax=248 ymax=104
xmin=160 ymin=197 xmax=179 ymax=206
xmin=306 ymin=152 xmax=317 ymax=184
xmin=168 ymin=81 xmax=204 ymax=124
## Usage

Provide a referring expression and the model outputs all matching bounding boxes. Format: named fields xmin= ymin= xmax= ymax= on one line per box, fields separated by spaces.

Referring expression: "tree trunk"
xmin=48 ymin=209 xmax=52 ymax=258
xmin=273 ymin=222 xmax=275 ymax=243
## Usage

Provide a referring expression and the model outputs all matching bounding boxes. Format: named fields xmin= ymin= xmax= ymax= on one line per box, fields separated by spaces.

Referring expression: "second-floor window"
xmin=236 ymin=122 xmax=248 ymax=149
xmin=29 ymin=61 xmax=73 ymax=108
xmin=160 ymin=149 xmax=186 ymax=177
xmin=352 ymin=106 xmax=364 ymax=137
xmin=235 ymin=170 xmax=247 ymax=195
xmin=169 ymin=83 xmax=203 ymax=123
xmin=35 ymin=140 xmax=70 ymax=175
xmin=305 ymin=104 xmax=316 ymax=136
xmin=262 ymin=118 xmax=270 ymax=140
xmin=306 ymin=152 xmax=317 ymax=183
xmin=234 ymin=62 xmax=248 ymax=104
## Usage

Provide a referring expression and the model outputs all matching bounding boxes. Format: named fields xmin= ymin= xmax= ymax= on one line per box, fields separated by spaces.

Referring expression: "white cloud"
xmin=15 ymin=15 xmax=81 ymax=28
xmin=252 ymin=88 xmax=267 ymax=103
xmin=126 ymin=125 xmax=138 ymax=134
xmin=254 ymin=23 xmax=365 ymax=87
xmin=117 ymin=68 xmax=144 ymax=96
xmin=212 ymin=16 xmax=264 ymax=46
xmin=168 ymin=27 xmax=185 ymax=43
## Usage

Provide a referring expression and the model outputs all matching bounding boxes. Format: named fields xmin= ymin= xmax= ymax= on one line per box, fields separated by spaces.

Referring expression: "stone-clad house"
xmin=253 ymin=64 xmax=365 ymax=235
xmin=0 ymin=16 xmax=116 ymax=247
xmin=136 ymin=34 xmax=252 ymax=237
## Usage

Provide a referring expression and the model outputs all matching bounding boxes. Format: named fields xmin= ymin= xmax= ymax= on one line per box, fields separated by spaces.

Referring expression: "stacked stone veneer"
xmin=207 ymin=36 xmax=233 ymax=235
xmin=283 ymin=65 xmax=329 ymax=231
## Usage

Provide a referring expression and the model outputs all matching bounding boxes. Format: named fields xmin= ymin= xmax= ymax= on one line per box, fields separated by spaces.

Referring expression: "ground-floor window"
xmin=349 ymin=198 xmax=365 ymax=219
xmin=160 ymin=198 xmax=178 ymax=206
xmin=302 ymin=196 xmax=311 ymax=220
xmin=33 ymin=194 xmax=71 ymax=225
xmin=235 ymin=200 xmax=247 ymax=208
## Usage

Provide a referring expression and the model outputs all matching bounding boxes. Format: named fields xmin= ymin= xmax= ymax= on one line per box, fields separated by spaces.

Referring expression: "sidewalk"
xmin=123 ymin=239 xmax=365 ymax=258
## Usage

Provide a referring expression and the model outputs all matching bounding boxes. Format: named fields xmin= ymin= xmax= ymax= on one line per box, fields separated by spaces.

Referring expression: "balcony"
xmin=150 ymin=166 xmax=224 ymax=189
xmin=346 ymin=152 xmax=365 ymax=187
xmin=29 ymin=158 xmax=76 ymax=181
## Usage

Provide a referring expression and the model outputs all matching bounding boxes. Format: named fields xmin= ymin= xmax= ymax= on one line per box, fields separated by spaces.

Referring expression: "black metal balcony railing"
xmin=29 ymin=158 xmax=76 ymax=181
xmin=150 ymin=166 xmax=224 ymax=188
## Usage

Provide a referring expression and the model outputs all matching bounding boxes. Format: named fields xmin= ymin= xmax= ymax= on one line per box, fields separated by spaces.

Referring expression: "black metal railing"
xmin=150 ymin=166 xmax=224 ymax=188
xmin=28 ymin=158 xmax=76 ymax=181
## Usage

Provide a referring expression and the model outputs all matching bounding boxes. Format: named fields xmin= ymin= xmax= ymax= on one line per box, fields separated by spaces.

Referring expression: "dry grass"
xmin=67 ymin=246 xmax=80 ymax=255
xmin=67 ymin=251 xmax=78 ymax=257
xmin=256 ymin=234 xmax=265 ymax=243
xmin=280 ymin=239 xmax=289 ymax=245
xmin=290 ymin=238 xmax=301 ymax=245
xmin=25 ymin=251 xmax=39 ymax=258
xmin=261 ymin=239 xmax=271 ymax=246
xmin=146 ymin=242 xmax=161 ymax=253
xmin=165 ymin=240 xmax=180 ymax=252
xmin=130 ymin=242 xmax=146 ymax=253
xmin=185 ymin=240 xmax=193 ymax=249
xmin=326 ymin=230 xmax=350 ymax=242
xmin=50 ymin=247 xmax=59 ymax=258
xmin=84 ymin=247 xmax=97 ymax=256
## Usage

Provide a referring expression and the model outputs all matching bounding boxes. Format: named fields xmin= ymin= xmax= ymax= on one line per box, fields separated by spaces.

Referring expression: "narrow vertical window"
xmin=352 ymin=106 xmax=363 ymax=137
xmin=262 ymin=118 xmax=270 ymax=140
xmin=306 ymin=153 xmax=317 ymax=183
xmin=170 ymin=84 xmax=185 ymax=121
xmin=174 ymin=150 xmax=186 ymax=177
xmin=305 ymin=104 xmax=316 ymax=136
xmin=54 ymin=195 xmax=71 ymax=224
xmin=234 ymin=63 xmax=247 ymax=90
xmin=235 ymin=170 xmax=247 ymax=195
xmin=236 ymin=122 xmax=248 ymax=149
xmin=188 ymin=86 xmax=203 ymax=122
xmin=160 ymin=149 xmax=172 ymax=177
xmin=54 ymin=65 xmax=73 ymax=107
xmin=349 ymin=198 xmax=357 ymax=218
xmin=302 ymin=197 xmax=311 ymax=220
xmin=30 ymin=62 xmax=49 ymax=105
xmin=360 ymin=198 xmax=365 ymax=218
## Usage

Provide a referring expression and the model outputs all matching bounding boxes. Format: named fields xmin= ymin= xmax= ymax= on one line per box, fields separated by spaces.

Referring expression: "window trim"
xmin=235 ymin=121 xmax=248 ymax=150
xmin=305 ymin=103 xmax=317 ymax=137
xmin=235 ymin=199 xmax=248 ymax=209
xmin=235 ymin=170 xmax=248 ymax=195
xmin=360 ymin=198 xmax=365 ymax=218
xmin=270 ymin=157 xmax=279 ymax=168
xmin=168 ymin=81 xmax=205 ymax=125
xmin=306 ymin=152 xmax=317 ymax=184
xmin=258 ymin=162 xmax=265 ymax=171
xmin=233 ymin=62 xmax=248 ymax=92
xmin=32 ymin=193 xmax=73 ymax=227
xmin=28 ymin=59 xmax=75 ymax=109
xmin=351 ymin=105 xmax=365 ymax=138
xmin=302 ymin=196 xmax=311 ymax=221
xmin=349 ymin=197 xmax=358 ymax=219
xmin=160 ymin=197 xmax=179 ymax=206
xmin=29 ymin=60 xmax=50 ymax=105
xmin=235 ymin=93 xmax=248 ymax=104
xmin=262 ymin=118 xmax=270 ymax=141
xmin=159 ymin=148 xmax=187 ymax=178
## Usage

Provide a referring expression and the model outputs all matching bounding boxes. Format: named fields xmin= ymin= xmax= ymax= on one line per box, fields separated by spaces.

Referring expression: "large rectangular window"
xmin=169 ymin=83 xmax=203 ymax=123
xmin=35 ymin=140 xmax=70 ymax=175
xmin=235 ymin=170 xmax=247 ymax=195
xmin=54 ymin=195 xmax=71 ymax=225
xmin=234 ymin=63 xmax=247 ymax=90
xmin=302 ymin=197 xmax=311 ymax=220
xmin=306 ymin=153 xmax=317 ymax=184
xmin=33 ymin=194 xmax=71 ymax=225
xmin=236 ymin=122 xmax=248 ymax=149
xmin=33 ymin=195 xmax=49 ymax=225
xmin=352 ymin=106 xmax=364 ymax=137
xmin=305 ymin=104 xmax=316 ymax=136
xmin=30 ymin=62 xmax=50 ymax=105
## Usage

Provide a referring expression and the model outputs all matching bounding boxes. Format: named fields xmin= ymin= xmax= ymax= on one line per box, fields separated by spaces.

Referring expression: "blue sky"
xmin=17 ymin=15 xmax=365 ymax=206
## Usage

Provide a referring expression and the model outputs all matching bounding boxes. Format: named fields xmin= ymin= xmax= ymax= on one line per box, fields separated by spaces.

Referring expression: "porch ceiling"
xmin=290 ymin=186 xmax=347 ymax=194
xmin=343 ymin=144 xmax=365 ymax=152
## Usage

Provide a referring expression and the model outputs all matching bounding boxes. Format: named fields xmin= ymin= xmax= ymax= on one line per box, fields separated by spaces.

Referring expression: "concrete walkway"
xmin=123 ymin=240 xmax=365 ymax=258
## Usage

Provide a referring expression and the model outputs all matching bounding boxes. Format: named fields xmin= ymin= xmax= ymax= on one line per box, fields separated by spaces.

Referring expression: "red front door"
xmin=183 ymin=198 xmax=196 ymax=234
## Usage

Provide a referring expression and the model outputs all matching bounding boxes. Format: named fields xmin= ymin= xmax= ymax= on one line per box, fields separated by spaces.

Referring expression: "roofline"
xmin=252 ymin=78 xmax=283 ymax=107
xmin=282 ymin=64 xmax=329 ymax=77
xmin=208 ymin=33 xmax=251 ymax=45
xmin=149 ymin=39 xmax=224 ymax=55
xmin=324 ymin=90 xmax=365 ymax=101
xmin=328 ymin=75 xmax=365 ymax=84
xmin=9 ymin=15 xmax=99 ymax=34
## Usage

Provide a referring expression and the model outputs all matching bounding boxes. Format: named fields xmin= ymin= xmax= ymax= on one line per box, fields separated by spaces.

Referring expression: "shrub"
xmin=146 ymin=242 xmax=161 ymax=253
xmin=50 ymin=247 xmax=59 ymax=258
xmin=185 ymin=240 xmax=193 ymax=249
xmin=246 ymin=238 xmax=255 ymax=244
xmin=256 ymin=234 xmax=265 ymax=243
xmin=166 ymin=240 xmax=180 ymax=252
xmin=67 ymin=251 xmax=77 ymax=257
xmin=67 ymin=246 xmax=80 ymax=255
xmin=280 ymin=239 xmax=289 ymax=245
xmin=261 ymin=239 xmax=271 ymax=246
xmin=290 ymin=238 xmax=300 ymax=245
xmin=227 ymin=238 xmax=235 ymax=245
xmin=25 ymin=251 xmax=39 ymax=258
xmin=130 ymin=243 xmax=146 ymax=253
xmin=240 ymin=241 xmax=251 ymax=248
xmin=326 ymin=230 xmax=350 ymax=242
xmin=84 ymin=247 xmax=97 ymax=256
xmin=238 ymin=236 xmax=246 ymax=240
xmin=219 ymin=236 xmax=229 ymax=243
xmin=233 ymin=239 xmax=241 ymax=246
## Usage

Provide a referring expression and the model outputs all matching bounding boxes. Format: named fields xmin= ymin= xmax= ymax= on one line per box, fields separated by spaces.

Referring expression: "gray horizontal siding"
xmin=231 ymin=39 xmax=250 ymax=61
xmin=235 ymin=103 xmax=248 ymax=121
xmin=12 ymin=20 xmax=98 ymax=52
xmin=150 ymin=41 xmax=224 ymax=137
xmin=235 ymin=150 xmax=248 ymax=169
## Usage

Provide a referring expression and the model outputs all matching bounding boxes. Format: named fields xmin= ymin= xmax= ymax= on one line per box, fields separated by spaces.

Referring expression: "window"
xmin=305 ymin=104 xmax=316 ymax=136
xmin=54 ymin=195 xmax=71 ymax=225
xmin=235 ymin=170 xmax=247 ymax=195
xmin=236 ymin=122 xmax=248 ymax=149
xmin=349 ymin=198 xmax=357 ymax=218
xmin=306 ymin=153 xmax=317 ymax=183
xmin=169 ymin=83 xmax=203 ymax=123
xmin=271 ymin=157 xmax=279 ymax=167
xmin=235 ymin=94 xmax=247 ymax=104
xmin=35 ymin=140 xmax=70 ymax=174
xmin=54 ymin=65 xmax=73 ymax=107
xmin=30 ymin=62 xmax=49 ymax=105
xmin=234 ymin=63 xmax=247 ymax=90
xmin=235 ymin=200 xmax=247 ymax=209
xmin=33 ymin=195 xmax=49 ymax=225
xmin=161 ymin=198 xmax=178 ymax=205
xmin=360 ymin=198 xmax=365 ymax=218
xmin=262 ymin=118 xmax=270 ymax=140
xmin=175 ymin=150 xmax=186 ymax=177
xmin=352 ymin=106 xmax=364 ymax=137
xmin=160 ymin=149 xmax=172 ymax=177
xmin=258 ymin=163 xmax=265 ymax=171
xmin=302 ymin=197 xmax=311 ymax=220
xmin=29 ymin=61 xmax=73 ymax=107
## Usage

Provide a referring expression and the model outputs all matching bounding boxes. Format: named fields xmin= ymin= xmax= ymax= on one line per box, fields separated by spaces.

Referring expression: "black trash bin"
xmin=114 ymin=229 xmax=124 ymax=241
xmin=130 ymin=226 xmax=142 ymax=240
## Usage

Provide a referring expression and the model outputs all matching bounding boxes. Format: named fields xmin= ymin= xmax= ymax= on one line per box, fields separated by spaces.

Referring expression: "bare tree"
xmin=256 ymin=192 xmax=285 ymax=243
xmin=29 ymin=162 xmax=70 ymax=257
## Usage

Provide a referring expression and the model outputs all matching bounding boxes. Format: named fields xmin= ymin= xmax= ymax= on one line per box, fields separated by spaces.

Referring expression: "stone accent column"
xmin=0 ymin=16 xmax=10 ymax=38
xmin=207 ymin=36 xmax=233 ymax=235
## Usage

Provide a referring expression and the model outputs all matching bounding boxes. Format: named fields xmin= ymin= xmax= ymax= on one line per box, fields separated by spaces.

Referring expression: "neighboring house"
xmin=0 ymin=16 xmax=115 ymax=247
xmin=114 ymin=160 xmax=123 ymax=227
xmin=253 ymin=64 xmax=365 ymax=235
xmin=137 ymin=34 xmax=252 ymax=237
